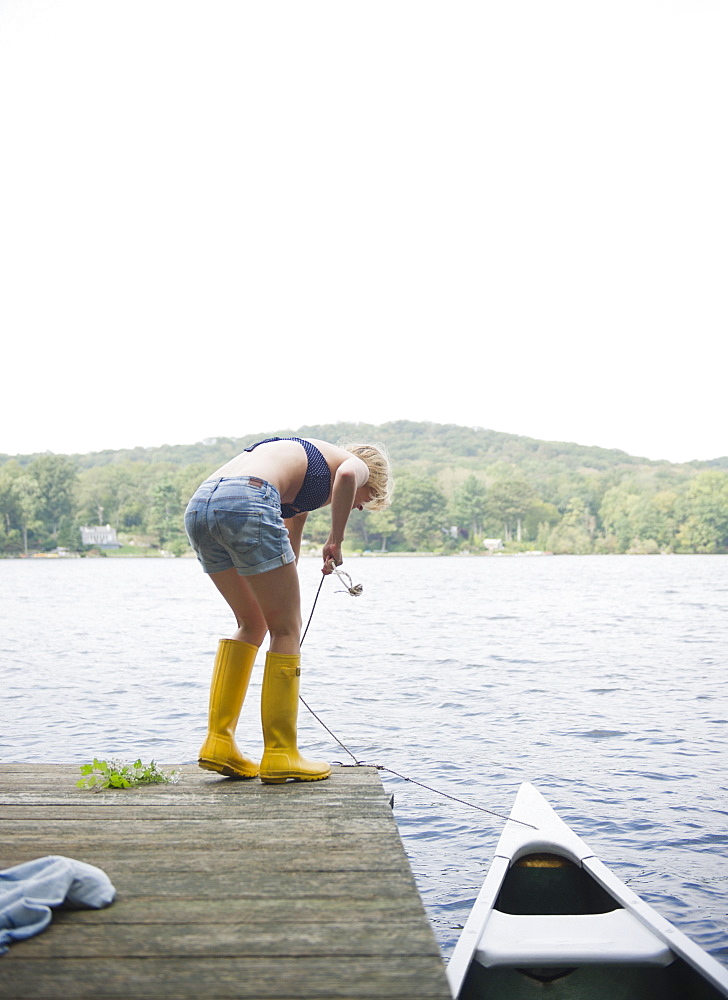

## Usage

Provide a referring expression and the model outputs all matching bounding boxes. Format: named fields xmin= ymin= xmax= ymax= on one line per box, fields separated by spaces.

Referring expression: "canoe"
xmin=447 ymin=782 xmax=728 ymax=999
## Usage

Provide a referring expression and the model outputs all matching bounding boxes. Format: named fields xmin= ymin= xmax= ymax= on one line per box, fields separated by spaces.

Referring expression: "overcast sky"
xmin=1 ymin=1 xmax=726 ymax=463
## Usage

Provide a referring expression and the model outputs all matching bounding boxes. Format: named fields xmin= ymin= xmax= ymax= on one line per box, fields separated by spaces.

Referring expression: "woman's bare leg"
xmin=208 ymin=568 xmax=269 ymax=647
xmin=245 ymin=562 xmax=302 ymax=656
xmin=208 ymin=563 xmax=302 ymax=654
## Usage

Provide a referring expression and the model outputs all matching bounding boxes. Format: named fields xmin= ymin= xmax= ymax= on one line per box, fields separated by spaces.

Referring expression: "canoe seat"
xmin=475 ymin=908 xmax=675 ymax=968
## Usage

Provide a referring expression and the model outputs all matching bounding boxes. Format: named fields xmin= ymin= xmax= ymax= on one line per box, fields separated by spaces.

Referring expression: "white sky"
xmin=1 ymin=1 xmax=726 ymax=463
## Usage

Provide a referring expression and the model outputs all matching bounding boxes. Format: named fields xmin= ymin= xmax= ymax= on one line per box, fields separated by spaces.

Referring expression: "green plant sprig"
xmin=77 ymin=757 xmax=179 ymax=790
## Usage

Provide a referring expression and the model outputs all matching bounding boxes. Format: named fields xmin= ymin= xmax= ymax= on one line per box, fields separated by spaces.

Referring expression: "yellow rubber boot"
xmin=198 ymin=639 xmax=259 ymax=778
xmin=260 ymin=652 xmax=331 ymax=784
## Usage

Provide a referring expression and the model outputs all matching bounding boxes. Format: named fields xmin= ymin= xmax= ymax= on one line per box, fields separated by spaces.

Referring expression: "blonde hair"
xmin=344 ymin=442 xmax=394 ymax=511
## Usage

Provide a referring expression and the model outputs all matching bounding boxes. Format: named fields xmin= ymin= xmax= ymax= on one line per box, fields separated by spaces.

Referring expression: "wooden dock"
xmin=0 ymin=764 xmax=452 ymax=999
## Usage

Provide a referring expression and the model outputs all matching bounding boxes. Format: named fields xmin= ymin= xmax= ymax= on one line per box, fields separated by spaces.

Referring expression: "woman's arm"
xmin=322 ymin=456 xmax=368 ymax=572
xmin=284 ymin=511 xmax=308 ymax=563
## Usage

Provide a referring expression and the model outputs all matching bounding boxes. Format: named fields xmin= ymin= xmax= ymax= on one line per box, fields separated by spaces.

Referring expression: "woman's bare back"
xmin=211 ymin=438 xmax=353 ymax=508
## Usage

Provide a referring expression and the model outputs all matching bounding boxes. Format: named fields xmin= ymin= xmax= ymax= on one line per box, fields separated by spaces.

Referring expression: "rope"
xmin=298 ymin=693 xmax=360 ymax=766
xmin=298 ymin=568 xmax=537 ymax=830
xmin=300 ymin=574 xmax=326 ymax=646
xmin=300 ymin=567 xmax=362 ymax=645
xmin=374 ymin=766 xmax=536 ymax=829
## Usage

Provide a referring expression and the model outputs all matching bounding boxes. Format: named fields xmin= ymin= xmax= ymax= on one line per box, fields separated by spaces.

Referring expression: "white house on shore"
xmin=483 ymin=538 xmax=504 ymax=552
xmin=79 ymin=525 xmax=121 ymax=548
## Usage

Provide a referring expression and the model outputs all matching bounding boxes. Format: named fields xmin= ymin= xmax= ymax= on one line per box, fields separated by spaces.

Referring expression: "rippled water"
xmin=1 ymin=553 xmax=727 ymax=966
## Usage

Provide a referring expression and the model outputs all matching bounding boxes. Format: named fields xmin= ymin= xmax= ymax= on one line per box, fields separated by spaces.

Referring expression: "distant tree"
xmin=600 ymin=485 xmax=681 ymax=553
xmin=366 ymin=508 xmax=397 ymax=552
xmin=148 ymin=479 xmax=183 ymax=548
xmin=395 ymin=473 xmax=447 ymax=551
xmin=523 ymin=499 xmax=561 ymax=543
xmin=485 ymin=478 xmax=538 ymax=542
xmin=599 ymin=486 xmax=643 ymax=552
xmin=676 ymin=471 xmax=728 ymax=553
xmin=542 ymin=496 xmax=594 ymax=554
xmin=0 ymin=463 xmax=24 ymax=552
xmin=14 ymin=473 xmax=42 ymax=555
xmin=649 ymin=490 xmax=680 ymax=549
xmin=29 ymin=455 xmax=78 ymax=539
xmin=449 ymin=475 xmax=488 ymax=542
xmin=176 ymin=464 xmax=212 ymax=510
xmin=75 ymin=463 xmax=143 ymax=529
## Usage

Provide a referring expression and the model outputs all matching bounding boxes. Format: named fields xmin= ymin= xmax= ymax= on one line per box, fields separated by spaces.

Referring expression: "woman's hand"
xmin=322 ymin=540 xmax=343 ymax=574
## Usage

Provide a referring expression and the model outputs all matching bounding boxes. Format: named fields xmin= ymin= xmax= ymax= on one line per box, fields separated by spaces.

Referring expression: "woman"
xmin=184 ymin=436 xmax=393 ymax=784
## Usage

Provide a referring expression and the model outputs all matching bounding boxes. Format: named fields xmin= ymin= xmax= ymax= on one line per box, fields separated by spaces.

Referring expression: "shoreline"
xmin=7 ymin=550 xmax=718 ymax=563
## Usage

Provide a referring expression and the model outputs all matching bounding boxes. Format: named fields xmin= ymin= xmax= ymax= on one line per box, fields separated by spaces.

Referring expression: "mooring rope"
xmin=300 ymin=568 xmax=362 ymax=645
xmin=299 ymin=568 xmax=537 ymax=830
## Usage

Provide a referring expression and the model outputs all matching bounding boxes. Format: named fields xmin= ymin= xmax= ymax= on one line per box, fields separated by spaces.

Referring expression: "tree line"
xmin=1 ymin=422 xmax=727 ymax=557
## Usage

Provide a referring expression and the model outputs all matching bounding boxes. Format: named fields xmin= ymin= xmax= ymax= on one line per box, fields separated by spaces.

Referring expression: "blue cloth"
xmin=185 ymin=477 xmax=296 ymax=576
xmin=243 ymin=438 xmax=331 ymax=517
xmin=0 ymin=855 xmax=116 ymax=955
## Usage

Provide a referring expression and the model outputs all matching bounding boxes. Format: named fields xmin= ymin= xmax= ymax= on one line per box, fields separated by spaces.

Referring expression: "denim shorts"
xmin=184 ymin=477 xmax=295 ymax=576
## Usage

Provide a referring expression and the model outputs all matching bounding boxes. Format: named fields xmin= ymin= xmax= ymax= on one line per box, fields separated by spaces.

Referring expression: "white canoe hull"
xmin=447 ymin=783 xmax=728 ymax=999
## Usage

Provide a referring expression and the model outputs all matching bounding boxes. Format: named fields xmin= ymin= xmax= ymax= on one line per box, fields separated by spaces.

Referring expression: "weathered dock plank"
xmin=0 ymin=764 xmax=452 ymax=1000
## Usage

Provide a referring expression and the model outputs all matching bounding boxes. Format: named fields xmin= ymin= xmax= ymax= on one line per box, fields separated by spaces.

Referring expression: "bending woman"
xmin=184 ymin=436 xmax=393 ymax=784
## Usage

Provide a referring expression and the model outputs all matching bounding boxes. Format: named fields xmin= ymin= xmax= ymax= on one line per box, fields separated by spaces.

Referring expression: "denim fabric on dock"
xmin=0 ymin=855 xmax=115 ymax=954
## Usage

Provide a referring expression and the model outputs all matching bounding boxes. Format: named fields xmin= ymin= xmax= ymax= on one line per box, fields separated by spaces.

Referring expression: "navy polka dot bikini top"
xmin=243 ymin=437 xmax=331 ymax=518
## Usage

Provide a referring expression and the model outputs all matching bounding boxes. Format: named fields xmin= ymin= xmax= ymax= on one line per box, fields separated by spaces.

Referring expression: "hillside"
xmin=3 ymin=420 xmax=724 ymax=475
xmin=1 ymin=422 xmax=727 ymax=556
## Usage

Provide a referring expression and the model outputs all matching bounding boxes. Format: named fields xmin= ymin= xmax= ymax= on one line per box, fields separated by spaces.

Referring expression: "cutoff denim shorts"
xmin=184 ymin=477 xmax=295 ymax=576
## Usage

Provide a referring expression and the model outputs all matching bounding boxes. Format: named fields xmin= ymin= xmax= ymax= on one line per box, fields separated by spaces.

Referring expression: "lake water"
xmin=1 ymin=553 xmax=727 ymax=967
